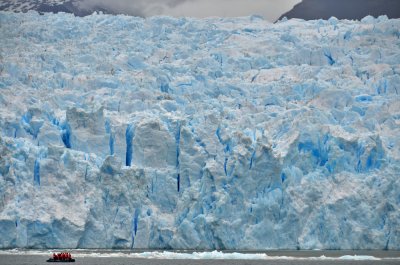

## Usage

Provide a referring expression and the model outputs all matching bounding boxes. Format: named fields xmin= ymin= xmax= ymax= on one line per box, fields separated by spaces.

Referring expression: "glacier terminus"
xmin=0 ymin=11 xmax=399 ymax=250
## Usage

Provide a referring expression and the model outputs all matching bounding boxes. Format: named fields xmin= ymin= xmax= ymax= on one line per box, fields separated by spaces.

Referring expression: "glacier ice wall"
xmin=0 ymin=12 xmax=399 ymax=250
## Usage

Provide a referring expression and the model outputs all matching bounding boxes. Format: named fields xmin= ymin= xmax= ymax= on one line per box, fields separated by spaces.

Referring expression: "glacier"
xmin=0 ymin=11 xmax=399 ymax=250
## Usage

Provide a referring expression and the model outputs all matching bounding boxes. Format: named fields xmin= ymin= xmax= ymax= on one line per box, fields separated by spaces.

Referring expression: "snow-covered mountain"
xmin=0 ymin=11 xmax=399 ymax=249
xmin=1 ymin=0 xmax=69 ymax=13
xmin=0 ymin=0 xmax=109 ymax=16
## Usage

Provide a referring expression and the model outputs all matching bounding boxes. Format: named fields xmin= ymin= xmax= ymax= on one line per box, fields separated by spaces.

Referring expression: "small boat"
xmin=46 ymin=258 xmax=75 ymax=262
xmin=47 ymin=253 xmax=75 ymax=262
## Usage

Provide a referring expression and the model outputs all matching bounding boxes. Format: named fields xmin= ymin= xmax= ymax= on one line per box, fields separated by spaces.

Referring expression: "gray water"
xmin=1 ymin=251 xmax=399 ymax=265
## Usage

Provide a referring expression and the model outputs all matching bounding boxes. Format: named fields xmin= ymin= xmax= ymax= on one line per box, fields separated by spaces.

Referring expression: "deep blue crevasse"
xmin=109 ymin=133 xmax=115 ymax=156
xmin=131 ymin=208 xmax=140 ymax=248
xmin=61 ymin=123 xmax=71 ymax=148
xmin=176 ymin=123 xmax=181 ymax=192
xmin=249 ymin=151 xmax=256 ymax=169
xmin=33 ymin=158 xmax=40 ymax=186
xmin=125 ymin=124 xmax=134 ymax=166
xmin=323 ymin=50 xmax=336 ymax=65
xmin=216 ymin=126 xmax=233 ymax=176
xmin=105 ymin=119 xmax=115 ymax=155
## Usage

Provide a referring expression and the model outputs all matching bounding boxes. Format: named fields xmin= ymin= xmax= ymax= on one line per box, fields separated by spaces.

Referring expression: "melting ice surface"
xmin=0 ymin=11 xmax=399 ymax=250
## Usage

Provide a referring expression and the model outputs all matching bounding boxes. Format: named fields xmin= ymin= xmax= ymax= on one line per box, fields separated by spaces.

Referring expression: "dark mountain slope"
xmin=278 ymin=0 xmax=400 ymax=21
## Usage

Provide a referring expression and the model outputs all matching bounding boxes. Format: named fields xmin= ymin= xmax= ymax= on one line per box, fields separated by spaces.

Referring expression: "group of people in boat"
xmin=52 ymin=252 xmax=73 ymax=261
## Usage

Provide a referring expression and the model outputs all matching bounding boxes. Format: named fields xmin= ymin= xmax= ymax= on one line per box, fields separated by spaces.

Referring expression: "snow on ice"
xmin=0 ymin=11 xmax=399 ymax=249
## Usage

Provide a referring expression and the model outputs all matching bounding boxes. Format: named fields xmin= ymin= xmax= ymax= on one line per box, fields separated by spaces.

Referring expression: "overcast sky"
xmin=75 ymin=0 xmax=302 ymax=21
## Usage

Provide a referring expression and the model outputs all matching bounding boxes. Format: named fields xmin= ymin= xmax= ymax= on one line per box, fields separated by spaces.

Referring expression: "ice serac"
xmin=0 ymin=11 xmax=399 ymax=250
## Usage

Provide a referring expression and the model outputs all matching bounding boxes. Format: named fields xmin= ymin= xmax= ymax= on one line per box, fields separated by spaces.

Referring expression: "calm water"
xmin=0 ymin=250 xmax=399 ymax=265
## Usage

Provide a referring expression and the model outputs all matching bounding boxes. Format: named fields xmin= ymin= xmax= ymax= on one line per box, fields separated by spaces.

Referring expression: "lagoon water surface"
xmin=0 ymin=250 xmax=399 ymax=265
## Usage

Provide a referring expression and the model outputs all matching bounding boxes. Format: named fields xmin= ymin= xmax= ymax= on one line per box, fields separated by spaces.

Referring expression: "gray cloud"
xmin=74 ymin=0 xmax=195 ymax=17
xmin=74 ymin=0 xmax=301 ymax=21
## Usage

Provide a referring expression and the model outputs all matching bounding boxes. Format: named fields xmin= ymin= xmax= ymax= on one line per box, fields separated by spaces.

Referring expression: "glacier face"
xmin=0 ymin=11 xmax=399 ymax=250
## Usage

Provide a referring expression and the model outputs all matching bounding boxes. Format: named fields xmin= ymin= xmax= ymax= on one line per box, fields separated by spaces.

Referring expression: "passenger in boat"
xmin=53 ymin=253 xmax=57 ymax=260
